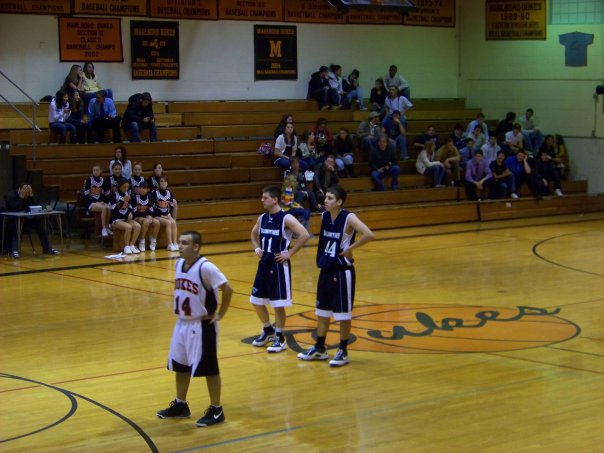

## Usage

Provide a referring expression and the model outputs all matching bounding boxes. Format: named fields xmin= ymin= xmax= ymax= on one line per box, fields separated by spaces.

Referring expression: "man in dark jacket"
xmin=370 ymin=135 xmax=400 ymax=191
xmin=3 ymin=184 xmax=59 ymax=258
xmin=307 ymin=66 xmax=337 ymax=111
xmin=122 ymin=92 xmax=157 ymax=142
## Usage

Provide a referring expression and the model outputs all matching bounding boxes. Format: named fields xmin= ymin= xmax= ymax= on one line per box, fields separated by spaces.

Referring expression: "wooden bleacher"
xmin=2 ymin=98 xmax=602 ymax=246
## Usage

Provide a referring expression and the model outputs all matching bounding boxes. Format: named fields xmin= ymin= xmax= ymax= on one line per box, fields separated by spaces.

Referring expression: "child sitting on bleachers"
xmin=133 ymin=181 xmax=160 ymax=252
xmin=153 ymin=176 xmax=179 ymax=251
xmin=109 ymin=178 xmax=141 ymax=255
xmin=83 ymin=164 xmax=113 ymax=237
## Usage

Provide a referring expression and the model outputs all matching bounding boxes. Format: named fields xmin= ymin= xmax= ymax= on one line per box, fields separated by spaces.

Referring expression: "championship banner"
xmin=403 ymin=0 xmax=455 ymax=28
xmin=0 ymin=0 xmax=70 ymax=14
xmin=347 ymin=10 xmax=403 ymax=25
xmin=219 ymin=0 xmax=283 ymax=22
xmin=254 ymin=25 xmax=297 ymax=81
xmin=131 ymin=21 xmax=179 ymax=80
xmin=59 ymin=17 xmax=123 ymax=62
xmin=284 ymin=0 xmax=346 ymax=24
xmin=486 ymin=0 xmax=547 ymax=40
xmin=73 ymin=0 xmax=147 ymax=16
xmin=149 ymin=0 xmax=218 ymax=20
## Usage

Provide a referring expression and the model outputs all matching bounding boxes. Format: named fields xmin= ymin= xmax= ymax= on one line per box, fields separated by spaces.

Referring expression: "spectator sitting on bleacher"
xmin=458 ymin=137 xmax=474 ymax=173
xmin=495 ymin=112 xmax=516 ymax=147
xmin=534 ymin=140 xmax=563 ymax=197
xmin=67 ymin=91 xmax=91 ymax=144
xmin=381 ymin=110 xmax=409 ymax=160
xmin=313 ymin=117 xmax=334 ymax=157
xmin=132 ymin=181 xmax=160 ymax=252
xmin=48 ymin=89 xmax=77 ymax=144
xmin=153 ymin=176 xmax=179 ymax=252
xmin=82 ymin=62 xmax=113 ymax=107
xmin=130 ymin=162 xmax=145 ymax=195
xmin=281 ymin=175 xmax=311 ymax=232
xmin=88 ymin=90 xmax=122 ymax=144
xmin=505 ymin=149 xmax=536 ymax=198
xmin=343 ymin=69 xmax=366 ymax=110
xmin=285 ymin=156 xmax=319 ymax=212
xmin=84 ymin=164 xmax=113 ymax=237
xmin=307 ymin=65 xmax=337 ymax=111
xmin=519 ymin=108 xmax=543 ymax=155
xmin=383 ymin=65 xmax=410 ymax=99
xmin=416 ymin=142 xmax=446 ymax=188
xmin=109 ymin=146 xmax=132 ymax=180
xmin=147 ymin=163 xmax=178 ymax=220
xmin=554 ymin=134 xmax=570 ymax=180
xmin=109 ymin=178 xmax=141 ymax=255
xmin=469 ymin=124 xmax=487 ymax=154
xmin=274 ymin=123 xmax=301 ymax=171
xmin=384 ymin=86 xmax=412 ymax=119
xmin=370 ymin=135 xmax=400 ymax=192
xmin=437 ymin=138 xmax=462 ymax=186
xmin=104 ymin=162 xmax=124 ymax=196
xmin=465 ymin=112 xmax=490 ymax=141
xmin=357 ymin=111 xmax=381 ymax=160
xmin=481 ymin=135 xmax=501 ymax=164
xmin=314 ymin=155 xmax=340 ymax=206
xmin=327 ymin=64 xmax=347 ymax=110
xmin=273 ymin=114 xmax=293 ymax=140
xmin=370 ymin=78 xmax=387 ymax=115
xmin=297 ymin=129 xmax=319 ymax=171
xmin=465 ymin=149 xmax=492 ymax=200
xmin=333 ymin=128 xmax=355 ymax=177
xmin=489 ymin=150 xmax=516 ymax=199
xmin=122 ymin=92 xmax=157 ymax=143
xmin=450 ymin=123 xmax=465 ymax=150
xmin=505 ymin=124 xmax=524 ymax=155
xmin=414 ymin=125 xmax=441 ymax=151
xmin=61 ymin=64 xmax=84 ymax=98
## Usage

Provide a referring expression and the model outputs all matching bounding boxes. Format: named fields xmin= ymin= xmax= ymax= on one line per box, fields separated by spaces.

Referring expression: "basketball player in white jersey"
xmin=157 ymin=231 xmax=233 ymax=427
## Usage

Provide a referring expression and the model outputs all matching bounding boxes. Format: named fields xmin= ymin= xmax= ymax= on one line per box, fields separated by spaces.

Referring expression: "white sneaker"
xmin=149 ymin=238 xmax=157 ymax=251
xmin=511 ymin=193 xmax=519 ymax=199
xmin=171 ymin=243 xmax=180 ymax=251
xmin=123 ymin=245 xmax=133 ymax=255
xmin=555 ymin=189 xmax=563 ymax=197
xmin=138 ymin=240 xmax=145 ymax=252
xmin=131 ymin=245 xmax=141 ymax=254
xmin=101 ymin=228 xmax=109 ymax=237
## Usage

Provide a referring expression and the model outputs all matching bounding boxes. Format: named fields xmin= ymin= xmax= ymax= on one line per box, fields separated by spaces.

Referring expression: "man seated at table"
xmin=3 ymin=184 xmax=60 ymax=259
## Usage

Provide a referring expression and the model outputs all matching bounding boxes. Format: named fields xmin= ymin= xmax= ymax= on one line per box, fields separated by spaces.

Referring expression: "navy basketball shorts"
xmin=250 ymin=259 xmax=292 ymax=308
xmin=316 ymin=267 xmax=356 ymax=321
xmin=168 ymin=319 xmax=219 ymax=377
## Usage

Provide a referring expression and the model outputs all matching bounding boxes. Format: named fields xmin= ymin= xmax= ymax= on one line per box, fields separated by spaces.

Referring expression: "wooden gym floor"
xmin=1 ymin=213 xmax=603 ymax=453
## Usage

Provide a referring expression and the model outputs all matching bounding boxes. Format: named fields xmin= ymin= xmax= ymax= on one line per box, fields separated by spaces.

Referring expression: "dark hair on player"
xmin=262 ymin=186 xmax=281 ymax=200
xmin=117 ymin=177 xmax=129 ymax=189
xmin=181 ymin=230 xmax=202 ymax=246
xmin=327 ymin=184 xmax=347 ymax=203
xmin=112 ymin=161 xmax=123 ymax=170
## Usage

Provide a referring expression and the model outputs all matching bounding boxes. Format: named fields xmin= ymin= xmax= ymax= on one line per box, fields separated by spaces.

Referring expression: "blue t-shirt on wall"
xmin=559 ymin=32 xmax=594 ymax=67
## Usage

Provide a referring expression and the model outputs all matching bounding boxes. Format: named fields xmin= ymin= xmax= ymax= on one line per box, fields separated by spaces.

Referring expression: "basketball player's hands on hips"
xmin=339 ymin=248 xmax=353 ymax=260
xmin=275 ymin=250 xmax=290 ymax=263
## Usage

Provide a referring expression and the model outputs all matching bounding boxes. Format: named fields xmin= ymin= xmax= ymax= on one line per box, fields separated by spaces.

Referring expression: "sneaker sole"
xmin=297 ymin=354 xmax=329 ymax=361
xmin=156 ymin=414 xmax=191 ymax=419
xmin=251 ymin=335 xmax=275 ymax=347
xmin=196 ymin=419 xmax=225 ymax=427
xmin=329 ymin=361 xmax=349 ymax=367
xmin=267 ymin=346 xmax=287 ymax=353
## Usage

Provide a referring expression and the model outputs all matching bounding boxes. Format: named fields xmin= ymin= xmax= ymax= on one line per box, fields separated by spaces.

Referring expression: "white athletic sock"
xmin=176 ymin=398 xmax=186 ymax=404
xmin=263 ymin=322 xmax=272 ymax=328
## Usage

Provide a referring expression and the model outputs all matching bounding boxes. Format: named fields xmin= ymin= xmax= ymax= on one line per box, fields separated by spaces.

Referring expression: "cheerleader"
xmin=133 ymin=181 xmax=160 ymax=252
xmin=148 ymin=163 xmax=178 ymax=219
xmin=83 ymin=164 xmax=112 ymax=237
xmin=130 ymin=162 xmax=145 ymax=196
xmin=153 ymin=176 xmax=179 ymax=251
xmin=109 ymin=178 xmax=141 ymax=254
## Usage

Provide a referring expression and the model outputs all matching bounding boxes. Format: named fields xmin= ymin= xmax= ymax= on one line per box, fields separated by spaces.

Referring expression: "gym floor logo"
xmin=242 ymin=305 xmax=580 ymax=353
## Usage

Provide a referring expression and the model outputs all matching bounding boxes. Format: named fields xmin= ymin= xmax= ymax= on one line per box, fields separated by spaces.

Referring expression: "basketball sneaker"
xmin=267 ymin=335 xmax=287 ymax=353
xmin=123 ymin=245 xmax=133 ymax=255
xmin=195 ymin=405 xmax=225 ymax=427
xmin=329 ymin=349 xmax=349 ymax=367
xmin=156 ymin=399 xmax=191 ymax=419
xmin=252 ymin=326 xmax=276 ymax=346
xmin=297 ymin=346 xmax=329 ymax=361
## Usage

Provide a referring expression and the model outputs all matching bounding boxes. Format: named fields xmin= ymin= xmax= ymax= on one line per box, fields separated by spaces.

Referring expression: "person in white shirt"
xmin=48 ymin=90 xmax=77 ymax=143
xmin=505 ymin=124 xmax=525 ymax=155
xmin=416 ymin=142 xmax=446 ymax=187
xmin=519 ymin=108 xmax=544 ymax=154
xmin=465 ymin=112 xmax=490 ymax=141
xmin=384 ymin=86 xmax=413 ymax=119
xmin=327 ymin=64 xmax=347 ymax=109
xmin=383 ymin=65 xmax=410 ymax=99
xmin=481 ymin=135 xmax=501 ymax=164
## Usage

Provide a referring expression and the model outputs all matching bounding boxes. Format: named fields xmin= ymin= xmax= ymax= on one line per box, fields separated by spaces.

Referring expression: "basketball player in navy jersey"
xmin=250 ymin=186 xmax=310 ymax=353
xmin=298 ymin=185 xmax=374 ymax=367
xmin=157 ymin=231 xmax=233 ymax=427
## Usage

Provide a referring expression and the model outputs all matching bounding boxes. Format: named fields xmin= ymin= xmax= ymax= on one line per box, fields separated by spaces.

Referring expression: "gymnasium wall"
xmin=0 ymin=14 xmax=459 ymax=103
xmin=458 ymin=0 xmax=604 ymax=192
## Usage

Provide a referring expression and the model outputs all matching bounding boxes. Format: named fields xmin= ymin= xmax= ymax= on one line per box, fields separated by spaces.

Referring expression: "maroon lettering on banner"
xmin=403 ymin=0 xmax=456 ymax=28
xmin=149 ymin=0 xmax=218 ymax=20
xmin=59 ymin=17 xmax=123 ymax=62
xmin=0 ymin=0 xmax=71 ymax=15
xmin=73 ymin=0 xmax=148 ymax=17
xmin=219 ymin=0 xmax=283 ymax=22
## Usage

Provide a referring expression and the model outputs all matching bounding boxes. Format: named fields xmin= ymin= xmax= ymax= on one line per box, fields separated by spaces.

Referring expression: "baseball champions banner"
xmin=59 ymin=17 xmax=123 ymax=62
xmin=131 ymin=20 xmax=179 ymax=79
xmin=254 ymin=25 xmax=297 ymax=81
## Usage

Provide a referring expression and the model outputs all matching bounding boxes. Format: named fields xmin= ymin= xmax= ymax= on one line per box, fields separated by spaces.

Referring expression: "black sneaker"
xmin=196 ymin=405 xmax=225 ymax=427
xmin=297 ymin=346 xmax=329 ymax=361
xmin=329 ymin=349 xmax=349 ymax=367
xmin=267 ymin=335 xmax=287 ymax=353
xmin=252 ymin=326 xmax=276 ymax=347
xmin=156 ymin=399 xmax=191 ymax=418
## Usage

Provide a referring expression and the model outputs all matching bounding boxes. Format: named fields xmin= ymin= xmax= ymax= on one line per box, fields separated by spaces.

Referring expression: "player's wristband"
xmin=255 ymin=247 xmax=262 ymax=255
